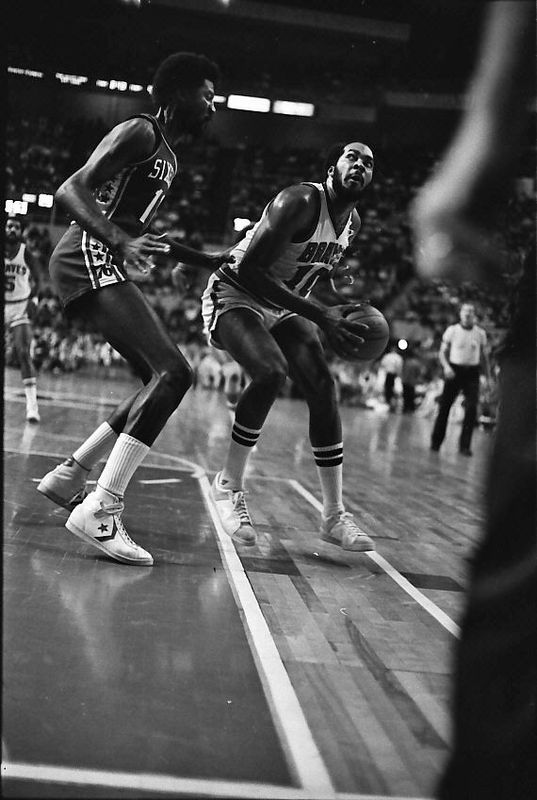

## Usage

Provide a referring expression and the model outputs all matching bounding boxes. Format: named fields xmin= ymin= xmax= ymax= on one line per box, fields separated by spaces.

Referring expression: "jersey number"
xmin=285 ymin=262 xmax=330 ymax=296
xmin=5 ymin=276 xmax=16 ymax=293
xmin=139 ymin=189 xmax=165 ymax=225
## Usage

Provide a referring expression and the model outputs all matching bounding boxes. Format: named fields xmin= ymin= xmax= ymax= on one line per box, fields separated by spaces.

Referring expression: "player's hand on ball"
xmin=320 ymin=305 xmax=368 ymax=349
xmin=321 ymin=303 xmax=390 ymax=362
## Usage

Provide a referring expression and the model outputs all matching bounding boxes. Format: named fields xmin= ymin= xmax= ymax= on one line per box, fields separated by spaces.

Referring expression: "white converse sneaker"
xmin=26 ymin=403 xmax=40 ymax=423
xmin=210 ymin=472 xmax=257 ymax=546
xmin=37 ymin=457 xmax=89 ymax=511
xmin=320 ymin=511 xmax=375 ymax=552
xmin=65 ymin=491 xmax=153 ymax=566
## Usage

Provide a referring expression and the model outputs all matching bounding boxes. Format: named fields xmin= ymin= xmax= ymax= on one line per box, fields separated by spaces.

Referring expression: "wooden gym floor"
xmin=2 ymin=365 xmax=492 ymax=799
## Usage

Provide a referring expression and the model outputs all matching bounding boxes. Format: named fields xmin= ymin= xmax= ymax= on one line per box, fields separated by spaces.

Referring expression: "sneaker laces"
xmin=115 ymin=517 xmax=138 ymax=547
xmin=95 ymin=499 xmax=124 ymax=518
xmin=337 ymin=512 xmax=367 ymax=536
xmin=70 ymin=487 xmax=88 ymax=501
xmin=61 ymin=456 xmax=90 ymax=473
xmin=231 ymin=490 xmax=252 ymax=525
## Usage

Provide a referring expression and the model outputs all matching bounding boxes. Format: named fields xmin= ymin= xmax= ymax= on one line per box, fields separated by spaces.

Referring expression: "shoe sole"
xmin=320 ymin=532 xmax=375 ymax=552
xmin=36 ymin=483 xmax=82 ymax=512
xmin=230 ymin=530 xmax=256 ymax=547
xmin=65 ymin=517 xmax=153 ymax=566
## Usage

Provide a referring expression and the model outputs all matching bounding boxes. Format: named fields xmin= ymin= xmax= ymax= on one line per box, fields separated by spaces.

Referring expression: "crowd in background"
xmin=5 ymin=112 xmax=535 ymax=424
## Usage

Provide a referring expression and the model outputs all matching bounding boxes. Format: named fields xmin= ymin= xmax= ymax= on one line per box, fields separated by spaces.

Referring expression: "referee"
xmin=431 ymin=302 xmax=490 ymax=455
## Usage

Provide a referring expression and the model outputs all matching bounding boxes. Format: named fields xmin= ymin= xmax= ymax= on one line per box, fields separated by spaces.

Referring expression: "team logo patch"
xmin=95 ymin=518 xmax=118 ymax=542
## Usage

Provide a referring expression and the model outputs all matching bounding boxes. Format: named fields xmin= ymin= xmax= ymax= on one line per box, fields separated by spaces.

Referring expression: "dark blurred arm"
xmin=412 ymin=1 xmax=534 ymax=283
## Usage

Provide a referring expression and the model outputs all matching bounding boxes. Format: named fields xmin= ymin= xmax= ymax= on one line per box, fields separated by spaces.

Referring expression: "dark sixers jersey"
xmin=94 ymin=114 xmax=177 ymax=236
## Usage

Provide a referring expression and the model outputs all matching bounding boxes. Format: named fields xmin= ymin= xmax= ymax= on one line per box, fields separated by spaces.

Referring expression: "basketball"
xmin=332 ymin=304 xmax=390 ymax=362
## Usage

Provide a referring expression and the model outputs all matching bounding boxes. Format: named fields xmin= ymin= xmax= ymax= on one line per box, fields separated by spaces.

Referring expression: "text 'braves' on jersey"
xmin=5 ymin=243 xmax=31 ymax=302
xmin=213 ymin=182 xmax=356 ymax=310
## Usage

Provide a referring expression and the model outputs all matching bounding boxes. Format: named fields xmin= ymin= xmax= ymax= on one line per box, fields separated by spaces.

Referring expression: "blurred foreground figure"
xmin=412 ymin=3 xmax=536 ymax=798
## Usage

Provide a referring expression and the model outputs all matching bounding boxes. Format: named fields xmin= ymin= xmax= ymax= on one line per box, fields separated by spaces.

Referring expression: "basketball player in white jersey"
xmin=201 ymin=141 xmax=376 ymax=551
xmin=4 ymin=215 xmax=42 ymax=422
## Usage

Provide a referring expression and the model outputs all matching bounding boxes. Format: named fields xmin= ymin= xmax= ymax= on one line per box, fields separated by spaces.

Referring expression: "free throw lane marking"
xmin=137 ymin=478 xmax=182 ymax=484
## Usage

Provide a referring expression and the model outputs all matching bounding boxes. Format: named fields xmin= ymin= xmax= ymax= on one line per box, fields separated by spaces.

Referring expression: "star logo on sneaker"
xmin=95 ymin=518 xmax=118 ymax=542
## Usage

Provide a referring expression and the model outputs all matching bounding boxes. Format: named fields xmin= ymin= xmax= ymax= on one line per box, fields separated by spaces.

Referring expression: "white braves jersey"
xmin=216 ymin=182 xmax=357 ymax=309
xmin=4 ymin=243 xmax=31 ymax=303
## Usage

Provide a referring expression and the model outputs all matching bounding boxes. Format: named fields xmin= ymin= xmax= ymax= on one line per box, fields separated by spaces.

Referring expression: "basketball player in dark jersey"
xmin=201 ymin=141 xmax=375 ymax=551
xmin=37 ymin=53 xmax=230 ymax=566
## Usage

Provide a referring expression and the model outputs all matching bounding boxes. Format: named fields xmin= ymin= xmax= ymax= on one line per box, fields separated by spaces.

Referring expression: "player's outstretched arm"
xmin=156 ymin=235 xmax=235 ymax=272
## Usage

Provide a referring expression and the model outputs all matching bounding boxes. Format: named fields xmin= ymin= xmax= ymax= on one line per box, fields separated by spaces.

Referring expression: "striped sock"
xmin=72 ymin=422 xmax=117 ymax=470
xmin=95 ymin=433 xmax=150 ymax=501
xmin=312 ymin=442 xmax=344 ymax=519
xmin=220 ymin=421 xmax=262 ymax=490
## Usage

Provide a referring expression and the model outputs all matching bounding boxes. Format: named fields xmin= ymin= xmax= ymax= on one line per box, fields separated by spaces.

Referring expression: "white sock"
xmin=72 ymin=422 xmax=117 ymax=470
xmin=23 ymin=378 xmax=38 ymax=408
xmin=95 ymin=433 xmax=149 ymax=500
xmin=220 ymin=420 xmax=261 ymax=489
xmin=312 ymin=442 xmax=345 ymax=519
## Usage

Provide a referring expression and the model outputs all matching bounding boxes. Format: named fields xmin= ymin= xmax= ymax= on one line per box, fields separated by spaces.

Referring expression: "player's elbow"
xmin=54 ymin=172 xmax=86 ymax=210
xmin=54 ymin=178 xmax=75 ymax=210
xmin=54 ymin=181 xmax=68 ymax=208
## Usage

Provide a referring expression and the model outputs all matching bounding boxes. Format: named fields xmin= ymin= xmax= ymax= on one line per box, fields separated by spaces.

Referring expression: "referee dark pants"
xmin=431 ymin=364 xmax=480 ymax=452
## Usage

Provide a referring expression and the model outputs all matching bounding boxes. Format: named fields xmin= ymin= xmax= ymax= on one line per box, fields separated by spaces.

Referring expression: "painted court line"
xmin=137 ymin=478 xmax=183 ymax=484
xmin=5 ymin=443 xmax=434 ymax=800
xmin=1 ymin=761 xmax=430 ymax=800
xmin=198 ymin=472 xmax=335 ymax=796
xmin=288 ymin=479 xmax=461 ymax=639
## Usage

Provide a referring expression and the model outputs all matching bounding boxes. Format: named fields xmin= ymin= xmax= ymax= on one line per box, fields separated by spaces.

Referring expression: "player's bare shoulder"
xmin=117 ymin=115 xmax=156 ymax=139
xmin=269 ymin=183 xmax=319 ymax=228
xmin=101 ymin=116 xmax=158 ymax=163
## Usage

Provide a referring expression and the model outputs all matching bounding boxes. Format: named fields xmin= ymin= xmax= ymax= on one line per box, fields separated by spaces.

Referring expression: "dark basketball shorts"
xmin=49 ymin=223 xmax=128 ymax=308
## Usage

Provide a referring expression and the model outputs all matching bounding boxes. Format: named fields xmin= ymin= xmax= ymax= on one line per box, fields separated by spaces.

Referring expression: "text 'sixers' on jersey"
xmin=216 ymin=182 xmax=355 ymax=310
xmin=48 ymin=114 xmax=179 ymax=307
xmin=5 ymin=243 xmax=31 ymax=302
xmin=94 ymin=114 xmax=177 ymax=237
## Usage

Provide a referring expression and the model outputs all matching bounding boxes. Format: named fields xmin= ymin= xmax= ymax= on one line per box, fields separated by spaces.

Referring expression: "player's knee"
xmin=251 ymin=361 xmax=288 ymax=394
xmin=304 ymin=369 xmax=336 ymax=402
xmin=156 ymin=361 xmax=193 ymax=403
